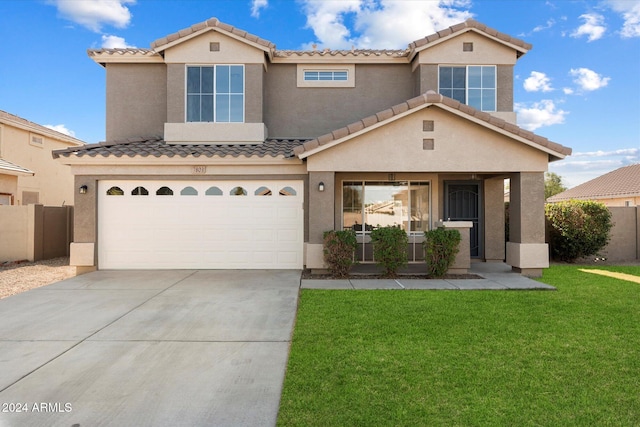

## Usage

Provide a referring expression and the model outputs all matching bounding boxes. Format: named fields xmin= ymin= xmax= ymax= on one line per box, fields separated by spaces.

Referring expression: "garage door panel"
xmin=99 ymin=180 xmax=303 ymax=269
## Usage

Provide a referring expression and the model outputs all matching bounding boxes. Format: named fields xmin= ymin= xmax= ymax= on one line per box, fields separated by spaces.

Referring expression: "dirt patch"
xmin=578 ymin=268 xmax=640 ymax=284
xmin=0 ymin=257 xmax=76 ymax=299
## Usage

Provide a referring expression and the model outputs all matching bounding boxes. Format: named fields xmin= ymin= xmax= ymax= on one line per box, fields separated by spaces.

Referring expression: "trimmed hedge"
xmin=545 ymin=200 xmax=612 ymax=262
xmin=423 ymin=228 xmax=461 ymax=277
xmin=370 ymin=226 xmax=408 ymax=277
xmin=323 ymin=230 xmax=357 ymax=278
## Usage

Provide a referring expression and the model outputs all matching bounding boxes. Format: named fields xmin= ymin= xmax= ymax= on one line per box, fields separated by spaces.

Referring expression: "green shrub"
xmin=423 ymin=228 xmax=461 ymax=277
xmin=545 ymin=200 xmax=612 ymax=262
xmin=370 ymin=226 xmax=408 ymax=277
xmin=323 ymin=230 xmax=357 ymax=278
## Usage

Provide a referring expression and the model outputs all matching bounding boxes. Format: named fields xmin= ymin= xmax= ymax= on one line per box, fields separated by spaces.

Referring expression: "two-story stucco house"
xmin=54 ymin=17 xmax=571 ymax=276
xmin=1 ymin=110 xmax=85 ymax=206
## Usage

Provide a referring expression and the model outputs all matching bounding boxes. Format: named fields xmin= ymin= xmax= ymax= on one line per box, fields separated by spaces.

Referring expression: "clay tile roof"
xmin=409 ymin=18 xmax=532 ymax=55
xmin=52 ymin=137 xmax=307 ymax=160
xmin=295 ymin=90 xmax=571 ymax=159
xmin=150 ymin=17 xmax=275 ymax=51
xmin=547 ymin=164 xmax=640 ymax=202
xmin=87 ymin=48 xmax=157 ymax=57
xmin=273 ymin=49 xmax=408 ymax=58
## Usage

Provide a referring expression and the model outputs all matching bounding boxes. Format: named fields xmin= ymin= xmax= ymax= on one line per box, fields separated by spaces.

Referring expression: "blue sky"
xmin=1 ymin=0 xmax=638 ymax=188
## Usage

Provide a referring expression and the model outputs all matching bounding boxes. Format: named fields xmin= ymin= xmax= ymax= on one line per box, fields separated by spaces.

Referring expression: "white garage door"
xmin=98 ymin=180 xmax=304 ymax=269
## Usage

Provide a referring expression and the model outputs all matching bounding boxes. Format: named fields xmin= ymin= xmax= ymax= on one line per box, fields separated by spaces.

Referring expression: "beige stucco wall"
xmin=306 ymin=106 xmax=549 ymax=172
xmin=264 ymin=63 xmax=414 ymax=138
xmin=0 ymin=205 xmax=29 ymax=261
xmin=592 ymin=196 xmax=640 ymax=207
xmin=106 ymin=63 xmax=167 ymax=141
xmin=0 ymin=175 xmax=17 ymax=199
xmin=1 ymin=124 xmax=78 ymax=206
xmin=417 ymin=31 xmax=519 ymax=65
xmin=163 ymin=30 xmax=266 ymax=64
xmin=602 ymin=207 xmax=639 ymax=261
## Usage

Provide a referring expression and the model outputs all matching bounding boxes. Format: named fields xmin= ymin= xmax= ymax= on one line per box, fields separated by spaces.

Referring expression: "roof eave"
xmin=87 ymin=50 xmax=164 ymax=67
xmin=0 ymin=167 xmax=35 ymax=177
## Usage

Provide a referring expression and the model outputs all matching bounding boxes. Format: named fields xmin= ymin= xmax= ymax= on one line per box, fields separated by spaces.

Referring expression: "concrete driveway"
xmin=0 ymin=269 xmax=301 ymax=427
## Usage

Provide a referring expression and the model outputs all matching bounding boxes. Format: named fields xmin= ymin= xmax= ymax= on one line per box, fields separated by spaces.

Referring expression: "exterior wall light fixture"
xmin=79 ymin=185 xmax=88 ymax=194
xmin=318 ymin=182 xmax=325 ymax=192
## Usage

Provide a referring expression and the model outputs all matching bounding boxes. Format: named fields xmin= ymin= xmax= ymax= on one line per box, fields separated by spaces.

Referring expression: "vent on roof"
xmin=463 ymin=42 xmax=473 ymax=52
xmin=210 ymin=42 xmax=220 ymax=52
xmin=423 ymin=120 xmax=434 ymax=132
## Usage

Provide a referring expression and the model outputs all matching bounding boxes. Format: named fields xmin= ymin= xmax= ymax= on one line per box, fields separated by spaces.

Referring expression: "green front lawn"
xmin=278 ymin=265 xmax=640 ymax=426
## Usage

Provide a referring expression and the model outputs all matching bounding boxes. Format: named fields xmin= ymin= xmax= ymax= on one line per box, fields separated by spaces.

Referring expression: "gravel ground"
xmin=0 ymin=257 xmax=76 ymax=299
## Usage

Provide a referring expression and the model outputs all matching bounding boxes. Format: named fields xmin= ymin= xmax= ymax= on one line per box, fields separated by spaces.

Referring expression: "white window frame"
xmin=297 ymin=64 xmax=355 ymax=88
xmin=303 ymin=70 xmax=348 ymax=81
xmin=185 ymin=65 xmax=245 ymax=123
xmin=438 ymin=65 xmax=496 ymax=112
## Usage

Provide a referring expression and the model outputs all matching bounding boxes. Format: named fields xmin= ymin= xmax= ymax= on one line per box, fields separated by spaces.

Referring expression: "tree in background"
xmin=545 ymin=172 xmax=567 ymax=199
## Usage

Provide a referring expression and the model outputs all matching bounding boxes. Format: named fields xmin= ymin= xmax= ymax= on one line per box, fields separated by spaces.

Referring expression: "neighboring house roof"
xmin=88 ymin=17 xmax=529 ymax=65
xmin=51 ymin=137 xmax=305 ymax=160
xmin=0 ymin=158 xmax=34 ymax=176
xmin=547 ymin=163 xmax=640 ymax=202
xmin=294 ymin=90 xmax=571 ymax=161
xmin=0 ymin=110 xmax=85 ymax=147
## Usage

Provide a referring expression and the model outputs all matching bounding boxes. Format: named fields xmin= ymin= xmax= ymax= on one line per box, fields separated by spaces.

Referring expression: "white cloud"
xmin=570 ymin=148 xmax=639 ymax=159
xmin=515 ymin=99 xmax=568 ymax=131
xmin=533 ymin=18 xmax=556 ymax=33
xmin=52 ymin=0 xmax=135 ymax=32
xmin=101 ymin=34 xmax=134 ymax=48
xmin=44 ymin=124 xmax=76 ymax=137
xmin=569 ymin=68 xmax=610 ymax=91
xmin=549 ymin=148 xmax=640 ymax=187
xmin=605 ymin=0 xmax=640 ymax=38
xmin=300 ymin=0 xmax=473 ymax=50
xmin=251 ymin=0 xmax=268 ymax=18
xmin=562 ymin=87 xmax=574 ymax=95
xmin=523 ymin=71 xmax=553 ymax=92
xmin=571 ymin=13 xmax=606 ymax=42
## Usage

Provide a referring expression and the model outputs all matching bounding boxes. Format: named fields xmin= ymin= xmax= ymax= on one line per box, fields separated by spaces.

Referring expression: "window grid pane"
xmin=304 ymin=70 xmax=349 ymax=81
xmin=439 ymin=66 xmax=466 ymax=104
xmin=187 ymin=65 xmax=244 ymax=123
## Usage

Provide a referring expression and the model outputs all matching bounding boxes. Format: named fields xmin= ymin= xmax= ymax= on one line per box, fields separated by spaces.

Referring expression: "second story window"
xmin=303 ymin=70 xmax=348 ymax=81
xmin=438 ymin=65 xmax=496 ymax=112
xmin=187 ymin=65 xmax=244 ymax=123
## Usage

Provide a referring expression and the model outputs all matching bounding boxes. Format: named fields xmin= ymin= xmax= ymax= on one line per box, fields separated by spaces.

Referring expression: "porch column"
xmin=69 ymin=176 xmax=97 ymax=275
xmin=307 ymin=172 xmax=335 ymax=269
xmin=506 ymin=172 xmax=548 ymax=277
xmin=484 ymin=177 xmax=506 ymax=262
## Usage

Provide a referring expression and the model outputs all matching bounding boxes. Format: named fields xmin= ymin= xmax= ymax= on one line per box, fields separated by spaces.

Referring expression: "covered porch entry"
xmin=294 ymin=92 xmax=570 ymax=276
